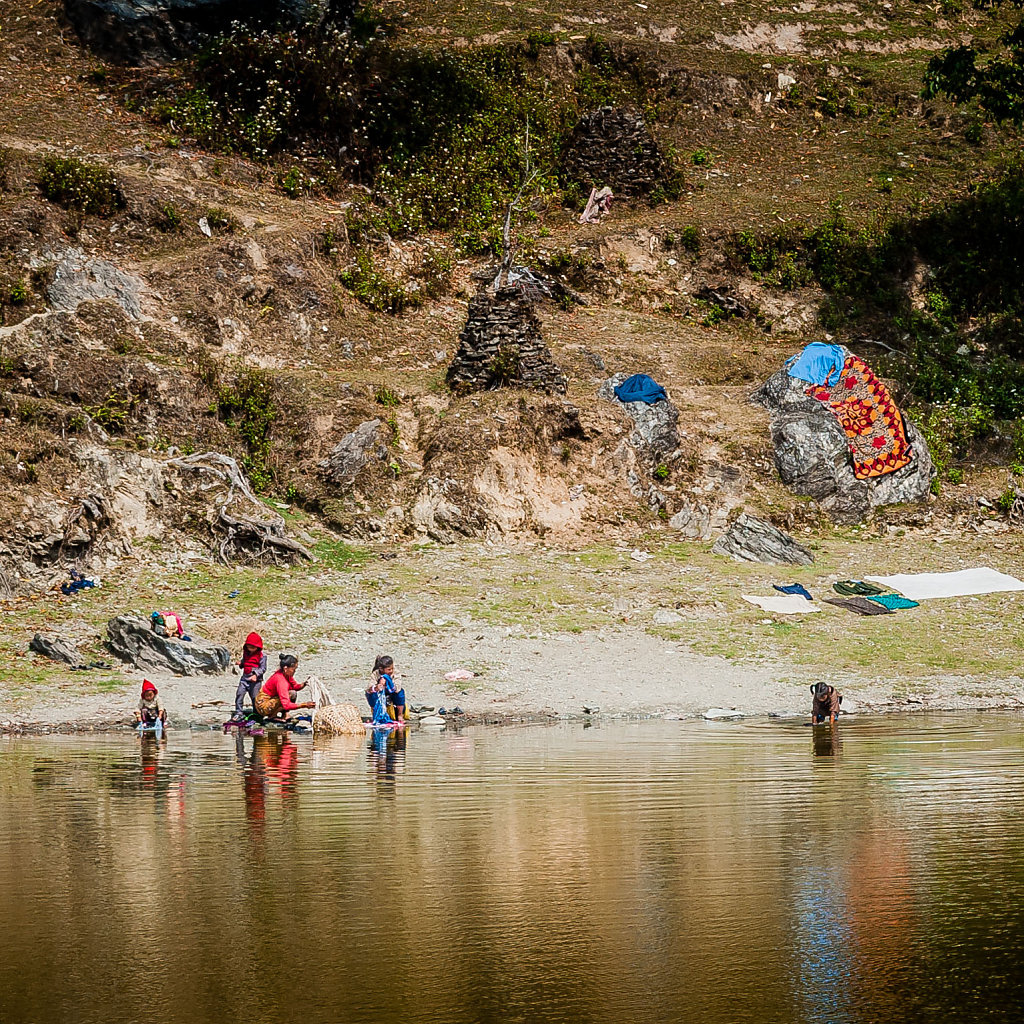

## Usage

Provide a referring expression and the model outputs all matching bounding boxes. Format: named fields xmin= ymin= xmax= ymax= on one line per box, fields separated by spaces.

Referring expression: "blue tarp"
xmin=785 ymin=342 xmax=846 ymax=387
xmin=613 ymin=374 xmax=668 ymax=404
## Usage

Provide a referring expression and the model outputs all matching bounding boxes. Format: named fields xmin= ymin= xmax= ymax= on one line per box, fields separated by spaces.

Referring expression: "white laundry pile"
xmin=742 ymin=594 xmax=822 ymax=614
xmin=865 ymin=567 xmax=1024 ymax=601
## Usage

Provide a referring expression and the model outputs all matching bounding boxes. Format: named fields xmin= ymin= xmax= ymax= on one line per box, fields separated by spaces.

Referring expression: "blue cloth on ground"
xmin=773 ymin=583 xmax=813 ymax=601
xmin=613 ymin=373 xmax=668 ymax=405
xmin=785 ymin=343 xmax=846 ymax=386
xmin=865 ymin=594 xmax=919 ymax=610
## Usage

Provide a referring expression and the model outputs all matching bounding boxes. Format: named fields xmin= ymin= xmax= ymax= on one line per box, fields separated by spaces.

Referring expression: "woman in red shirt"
xmin=255 ymin=654 xmax=315 ymax=720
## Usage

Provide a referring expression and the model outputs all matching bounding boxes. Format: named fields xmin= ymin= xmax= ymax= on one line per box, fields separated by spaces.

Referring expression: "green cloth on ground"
xmin=865 ymin=593 xmax=919 ymax=610
xmin=833 ymin=580 xmax=886 ymax=597
xmin=824 ymin=596 xmax=893 ymax=616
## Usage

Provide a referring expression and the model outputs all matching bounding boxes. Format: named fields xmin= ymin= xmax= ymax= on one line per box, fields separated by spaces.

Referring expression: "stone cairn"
xmin=446 ymin=290 xmax=567 ymax=395
xmin=562 ymin=106 xmax=668 ymax=196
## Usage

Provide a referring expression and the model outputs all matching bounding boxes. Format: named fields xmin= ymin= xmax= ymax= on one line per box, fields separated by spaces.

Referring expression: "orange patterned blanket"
xmin=806 ymin=355 xmax=912 ymax=480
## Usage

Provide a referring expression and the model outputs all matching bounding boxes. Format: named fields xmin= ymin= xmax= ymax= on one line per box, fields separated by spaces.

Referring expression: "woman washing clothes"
xmin=255 ymin=654 xmax=315 ymax=721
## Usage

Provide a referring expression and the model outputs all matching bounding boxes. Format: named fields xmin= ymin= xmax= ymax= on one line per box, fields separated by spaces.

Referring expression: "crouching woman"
xmin=255 ymin=655 xmax=315 ymax=720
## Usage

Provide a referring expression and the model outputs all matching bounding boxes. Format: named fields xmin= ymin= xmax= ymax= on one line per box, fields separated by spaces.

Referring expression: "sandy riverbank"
xmin=4 ymin=530 xmax=1024 ymax=734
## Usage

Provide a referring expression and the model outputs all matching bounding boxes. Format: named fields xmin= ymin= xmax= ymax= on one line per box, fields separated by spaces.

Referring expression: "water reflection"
xmin=812 ymin=722 xmax=842 ymax=758
xmin=368 ymin=725 xmax=407 ymax=786
xmin=2 ymin=715 xmax=1024 ymax=1024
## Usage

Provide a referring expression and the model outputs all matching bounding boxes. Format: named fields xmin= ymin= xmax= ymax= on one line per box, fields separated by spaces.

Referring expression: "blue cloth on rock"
xmin=613 ymin=373 xmax=668 ymax=405
xmin=773 ymin=583 xmax=813 ymax=601
xmin=785 ymin=343 xmax=846 ymax=386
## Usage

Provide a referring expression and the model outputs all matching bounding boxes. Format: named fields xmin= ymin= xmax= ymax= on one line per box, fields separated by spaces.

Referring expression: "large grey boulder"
xmin=320 ymin=419 xmax=386 ymax=487
xmin=30 ymin=634 xmax=84 ymax=667
xmin=46 ymin=249 xmax=145 ymax=320
xmin=599 ymin=373 xmax=679 ymax=462
xmin=106 ymin=615 xmax=230 ymax=675
xmin=751 ymin=354 xmax=934 ymax=524
xmin=64 ymin=0 xmax=318 ymax=64
xmin=712 ymin=513 xmax=813 ymax=565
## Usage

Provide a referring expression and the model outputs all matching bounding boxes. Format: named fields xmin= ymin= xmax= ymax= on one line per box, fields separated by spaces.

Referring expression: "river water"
xmin=1 ymin=714 xmax=1023 ymax=1023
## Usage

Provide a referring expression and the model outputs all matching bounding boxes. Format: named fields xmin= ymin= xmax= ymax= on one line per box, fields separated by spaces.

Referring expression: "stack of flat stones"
xmin=446 ymin=290 xmax=567 ymax=395
xmin=562 ymin=106 xmax=668 ymax=196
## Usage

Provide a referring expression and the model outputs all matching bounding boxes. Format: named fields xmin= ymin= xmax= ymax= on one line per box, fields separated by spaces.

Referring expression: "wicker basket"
xmin=313 ymin=702 xmax=366 ymax=736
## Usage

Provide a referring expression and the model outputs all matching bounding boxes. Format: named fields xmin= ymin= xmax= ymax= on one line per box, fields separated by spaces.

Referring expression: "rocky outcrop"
xmin=751 ymin=356 xmax=934 ymax=524
xmin=712 ymin=513 xmax=814 ymax=565
xmin=320 ymin=419 xmax=386 ymax=487
xmin=29 ymin=634 xmax=84 ymax=667
xmin=64 ymin=0 xmax=313 ymax=64
xmin=562 ymin=106 xmax=669 ymax=196
xmin=598 ymin=373 xmax=679 ymax=462
xmin=106 ymin=614 xmax=231 ymax=674
xmin=447 ymin=290 xmax=567 ymax=395
xmin=45 ymin=249 xmax=145 ymax=319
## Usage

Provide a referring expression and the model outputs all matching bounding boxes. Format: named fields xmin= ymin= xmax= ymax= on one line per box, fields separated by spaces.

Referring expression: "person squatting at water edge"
xmin=811 ymin=681 xmax=843 ymax=724
xmin=134 ymin=679 xmax=168 ymax=727
xmin=254 ymin=654 xmax=315 ymax=721
xmin=231 ymin=631 xmax=267 ymax=721
xmin=367 ymin=655 xmax=406 ymax=725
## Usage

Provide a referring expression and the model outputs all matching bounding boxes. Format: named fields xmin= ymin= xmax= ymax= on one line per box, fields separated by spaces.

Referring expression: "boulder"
xmin=751 ymin=355 xmax=934 ymax=524
xmin=712 ymin=513 xmax=814 ymax=566
xmin=320 ymin=419 xmax=386 ymax=487
xmin=64 ymin=0 xmax=314 ymax=64
xmin=106 ymin=614 xmax=230 ymax=675
xmin=599 ymin=373 xmax=679 ymax=461
xmin=46 ymin=249 xmax=145 ymax=319
xmin=29 ymin=634 xmax=84 ymax=667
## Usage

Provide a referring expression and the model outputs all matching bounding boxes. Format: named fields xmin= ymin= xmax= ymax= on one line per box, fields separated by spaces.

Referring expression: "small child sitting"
xmin=811 ymin=681 xmax=842 ymax=724
xmin=134 ymin=680 xmax=167 ymax=727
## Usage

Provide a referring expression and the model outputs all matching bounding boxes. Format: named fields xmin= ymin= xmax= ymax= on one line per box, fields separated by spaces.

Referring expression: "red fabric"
xmin=806 ymin=356 xmax=912 ymax=480
xmin=142 ymin=680 xmax=157 ymax=696
xmin=241 ymin=650 xmax=263 ymax=674
xmin=245 ymin=632 xmax=263 ymax=649
xmin=261 ymin=671 xmax=303 ymax=711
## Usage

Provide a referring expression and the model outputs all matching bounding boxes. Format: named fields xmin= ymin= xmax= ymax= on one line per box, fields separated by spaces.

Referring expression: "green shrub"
xmin=85 ymin=388 xmax=134 ymax=432
xmin=691 ymin=147 xmax=713 ymax=166
xmin=216 ymin=368 xmax=276 ymax=490
xmin=158 ymin=203 xmax=183 ymax=232
xmin=489 ymin=346 xmax=520 ymax=386
xmin=679 ymin=225 xmax=700 ymax=252
xmin=203 ymin=206 xmax=237 ymax=233
xmin=525 ymin=30 xmax=556 ymax=59
xmin=340 ymin=249 xmax=421 ymax=314
xmin=277 ymin=165 xmax=315 ymax=198
xmin=37 ymin=155 xmax=124 ymax=215
xmin=416 ymin=246 xmax=455 ymax=298
xmin=374 ymin=383 xmax=401 ymax=407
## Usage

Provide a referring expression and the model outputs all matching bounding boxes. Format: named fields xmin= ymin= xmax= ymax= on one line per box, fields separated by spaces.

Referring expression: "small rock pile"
xmin=446 ymin=290 xmax=567 ymax=395
xmin=562 ymin=106 xmax=668 ymax=196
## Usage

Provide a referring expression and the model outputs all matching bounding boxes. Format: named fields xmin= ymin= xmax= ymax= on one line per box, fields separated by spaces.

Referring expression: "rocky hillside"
xmin=1 ymin=0 xmax=1022 ymax=593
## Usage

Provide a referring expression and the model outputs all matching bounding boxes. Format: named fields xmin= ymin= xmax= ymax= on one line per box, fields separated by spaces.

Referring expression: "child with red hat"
xmin=133 ymin=680 xmax=167 ymax=727
xmin=231 ymin=632 xmax=267 ymax=722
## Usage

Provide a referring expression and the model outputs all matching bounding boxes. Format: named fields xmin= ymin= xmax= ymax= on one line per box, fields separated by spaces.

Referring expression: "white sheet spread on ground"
xmin=742 ymin=594 xmax=822 ymax=614
xmin=865 ymin=567 xmax=1024 ymax=601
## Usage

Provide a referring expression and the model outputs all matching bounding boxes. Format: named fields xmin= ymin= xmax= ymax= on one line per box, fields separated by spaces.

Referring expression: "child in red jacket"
xmin=231 ymin=632 xmax=268 ymax=721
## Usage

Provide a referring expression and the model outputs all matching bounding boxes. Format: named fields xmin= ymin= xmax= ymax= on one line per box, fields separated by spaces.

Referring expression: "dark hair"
xmin=280 ymin=654 xmax=299 ymax=670
xmin=373 ymin=654 xmax=394 ymax=674
xmin=812 ymin=681 xmax=830 ymax=698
